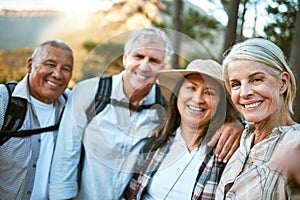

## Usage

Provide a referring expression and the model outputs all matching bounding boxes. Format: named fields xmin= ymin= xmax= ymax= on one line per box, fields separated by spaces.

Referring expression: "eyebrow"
xmin=186 ymin=81 xmax=219 ymax=91
xmin=136 ymin=52 xmax=160 ymax=59
xmin=44 ymin=59 xmax=56 ymax=63
xmin=229 ymin=71 xmax=266 ymax=82
xmin=44 ymin=59 xmax=73 ymax=68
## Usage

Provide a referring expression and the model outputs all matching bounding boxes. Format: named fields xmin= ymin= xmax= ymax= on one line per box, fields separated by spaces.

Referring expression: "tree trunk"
xmin=172 ymin=0 xmax=182 ymax=69
xmin=252 ymin=1 xmax=258 ymax=37
xmin=238 ymin=0 xmax=248 ymax=40
xmin=222 ymin=0 xmax=240 ymax=55
xmin=289 ymin=1 xmax=300 ymax=122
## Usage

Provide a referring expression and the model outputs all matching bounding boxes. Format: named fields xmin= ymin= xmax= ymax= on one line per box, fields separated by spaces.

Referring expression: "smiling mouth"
xmin=47 ymin=80 xmax=60 ymax=87
xmin=243 ymin=101 xmax=262 ymax=109
xmin=188 ymin=105 xmax=205 ymax=112
xmin=134 ymin=71 xmax=149 ymax=80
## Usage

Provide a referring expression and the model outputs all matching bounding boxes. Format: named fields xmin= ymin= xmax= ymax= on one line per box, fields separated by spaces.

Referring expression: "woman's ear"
xmin=279 ymin=71 xmax=290 ymax=94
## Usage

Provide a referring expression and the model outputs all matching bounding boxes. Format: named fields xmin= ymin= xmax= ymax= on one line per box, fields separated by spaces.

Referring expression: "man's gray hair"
xmin=32 ymin=40 xmax=73 ymax=59
xmin=124 ymin=28 xmax=173 ymax=64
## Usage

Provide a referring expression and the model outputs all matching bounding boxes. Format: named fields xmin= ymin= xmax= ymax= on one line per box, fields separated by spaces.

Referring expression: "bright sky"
xmin=0 ymin=0 xmax=267 ymax=36
xmin=1 ymin=0 xmax=210 ymax=13
xmin=0 ymin=0 xmax=120 ymax=12
xmin=189 ymin=0 xmax=269 ymax=37
xmin=189 ymin=0 xmax=227 ymax=25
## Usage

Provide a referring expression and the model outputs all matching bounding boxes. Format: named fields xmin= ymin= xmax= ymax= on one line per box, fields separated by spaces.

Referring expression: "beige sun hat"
xmin=158 ymin=59 xmax=224 ymax=100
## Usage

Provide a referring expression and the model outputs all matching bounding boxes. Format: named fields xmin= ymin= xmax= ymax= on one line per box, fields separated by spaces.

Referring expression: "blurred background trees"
xmin=0 ymin=0 xmax=299 ymax=121
xmin=164 ymin=0 xmax=300 ymax=121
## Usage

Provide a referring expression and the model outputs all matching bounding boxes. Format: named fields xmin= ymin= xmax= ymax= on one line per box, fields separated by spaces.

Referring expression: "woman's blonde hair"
xmin=223 ymin=38 xmax=297 ymax=114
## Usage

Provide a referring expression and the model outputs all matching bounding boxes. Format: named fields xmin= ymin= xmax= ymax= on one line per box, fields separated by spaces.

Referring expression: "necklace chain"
xmin=162 ymin=148 xmax=199 ymax=200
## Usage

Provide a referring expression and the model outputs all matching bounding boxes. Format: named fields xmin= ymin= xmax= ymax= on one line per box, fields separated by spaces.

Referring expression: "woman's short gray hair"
xmin=124 ymin=28 xmax=173 ymax=64
xmin=223 ymin=38 xmax=296 ymax=114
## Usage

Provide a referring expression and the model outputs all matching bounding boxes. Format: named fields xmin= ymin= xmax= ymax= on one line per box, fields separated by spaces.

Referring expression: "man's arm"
xmin=277 ymin=143 xmax=300 ymax=187
xmin=49 ymin=91 xmax=82 ymax=199
xmin=207 ymin=120 xmax=244 ymax=163
xmin=49 ymin=78 xmax=98 ymax=199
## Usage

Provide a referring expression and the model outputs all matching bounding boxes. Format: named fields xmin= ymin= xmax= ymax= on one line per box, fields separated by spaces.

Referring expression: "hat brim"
xmin=158 ymin=70 xmax=223 ymax=101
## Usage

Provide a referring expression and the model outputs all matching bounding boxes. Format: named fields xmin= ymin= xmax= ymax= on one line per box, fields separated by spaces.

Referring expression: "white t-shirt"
xmin=144 ymin=128 xmax=207 ymax=200
xmin=29 ymin=96 xmax=56 ymax=200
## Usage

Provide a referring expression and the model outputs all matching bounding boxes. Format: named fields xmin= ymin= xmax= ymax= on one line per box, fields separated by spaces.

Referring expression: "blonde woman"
xmin=216 ymin=38 xmax=300 ymax=199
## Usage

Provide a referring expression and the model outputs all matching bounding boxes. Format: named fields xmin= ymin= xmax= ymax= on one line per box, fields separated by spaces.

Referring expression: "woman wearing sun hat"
xmin=124 ymin=59 xmax=239 ymax=200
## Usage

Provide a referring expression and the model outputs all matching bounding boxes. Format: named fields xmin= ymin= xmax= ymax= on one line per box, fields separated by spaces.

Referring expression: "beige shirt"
xmin=216 ymin=123 xmax=300 ymax=200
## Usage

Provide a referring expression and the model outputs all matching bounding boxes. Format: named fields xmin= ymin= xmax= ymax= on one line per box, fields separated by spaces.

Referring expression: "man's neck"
xmin=123 ymin=83 xmax=154 ymax=106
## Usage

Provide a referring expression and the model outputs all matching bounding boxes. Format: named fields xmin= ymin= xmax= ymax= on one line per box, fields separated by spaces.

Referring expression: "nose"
xmin=240 ymin=83 xmax=253 ymax=98
xmin=192 ymin=91 xmax=204 ymax=103
xmin=139 ymin=58 xmax=151 ymax=71
xmin=51 ymin=67 xmax=63 ymax=79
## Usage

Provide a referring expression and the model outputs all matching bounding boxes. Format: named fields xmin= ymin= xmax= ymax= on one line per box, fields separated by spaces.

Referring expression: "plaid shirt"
xmin=124 ymin=128 xmax=225 ymax=200
xmin=216 ymin=123 xmax=300 ymax=200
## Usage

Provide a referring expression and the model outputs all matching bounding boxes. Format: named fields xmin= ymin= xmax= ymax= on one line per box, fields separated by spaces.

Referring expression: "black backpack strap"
xmin=113 ymin=84 xmax=167 ymax=112
xmin=1 ymin=124 xmax=59 ymax=138
xmin=4 ymin=82 xmax=18 ymax=97
xmin=2 ymin=97 xmax=27 ymax=133
xmin=94 ymin=76 xmax=113 ymax=115
xmin=86 ymin=76 xmax=112 ymax=123
xmin=0 ymin=82 xmax=64 ymax=146
xmin=2 ymin=82 xmax=27 ymax=132
xmin=85 ymin=78 xmax=167 ymax=123
xmin=1 ymin=82 xmax=27 ymax=145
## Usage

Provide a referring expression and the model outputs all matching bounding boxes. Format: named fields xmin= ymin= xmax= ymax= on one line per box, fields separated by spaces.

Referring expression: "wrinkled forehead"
xmin=125 ymin=38 xmax=166 ymax=61
xmin=127 ymin=36 xmax=166 ymax=52
xmin=184 ymin=73 xmax=221 ymax=88
xmin=33 ymin=45 xmax=74 ymax=66
xmin=34 ymin=45 xmax=72 ymax=58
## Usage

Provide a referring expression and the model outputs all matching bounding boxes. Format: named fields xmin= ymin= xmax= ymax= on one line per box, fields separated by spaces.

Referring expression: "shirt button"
xmin=33 ymin=164 xmax=36 ymax=168
xmin=27 ymin=191 xmax=31 ymax=195
xmin=249 ymin=161 xmax=253 ymax=167
xmin=38 ymin=139 xmax=41 ymax=143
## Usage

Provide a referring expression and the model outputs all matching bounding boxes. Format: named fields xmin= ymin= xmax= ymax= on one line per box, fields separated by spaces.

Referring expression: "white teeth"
xmin=136 ymin=74 xmax=147 ymax=80
xmin=188 ymin=106 xmax=204 ymax=112
xmin=134 ymin=71 xmax=149 ymax=80
xmin=48 ymin=81 xmax=59 ymax=86
xmin=136 ymin=73 xmax=148 ymax=80
xmin=244 ymin=102 xmax=261 ymax=108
